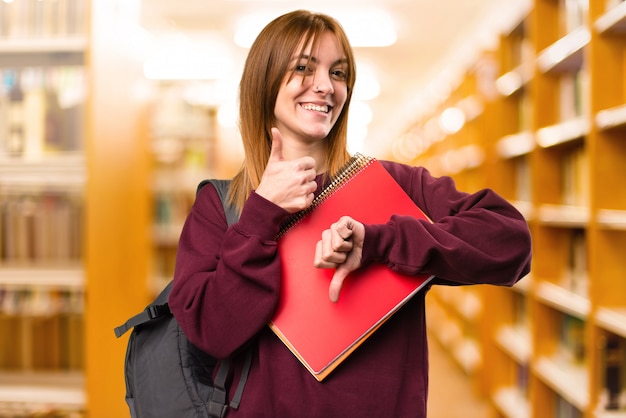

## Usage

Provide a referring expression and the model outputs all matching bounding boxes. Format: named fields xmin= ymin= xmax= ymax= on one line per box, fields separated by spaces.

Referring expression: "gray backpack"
xmin=114 ymin=179 xmax=252 ymax=418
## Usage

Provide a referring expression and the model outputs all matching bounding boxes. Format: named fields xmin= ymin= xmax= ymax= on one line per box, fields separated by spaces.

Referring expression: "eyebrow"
xmin=293 ymin=54 xmax=348 ymax=67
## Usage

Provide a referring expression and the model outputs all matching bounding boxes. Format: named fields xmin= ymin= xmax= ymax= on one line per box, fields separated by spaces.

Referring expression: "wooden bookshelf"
xmin=395 ymin=0 xmax=626 ymax=416
xmin=0 ymin=1 xmax=150 ymax=416
xmin=416 ymin=48 xmax=501 ymax=398
xmin=147 ymin=86 xmax=224 ymax=295
xmin=589 ymin=0 xmax=626 ymax=415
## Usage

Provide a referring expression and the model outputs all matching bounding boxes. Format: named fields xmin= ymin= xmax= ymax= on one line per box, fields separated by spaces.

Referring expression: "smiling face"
xmin=273 ymin=31 xmax=349 ymax=149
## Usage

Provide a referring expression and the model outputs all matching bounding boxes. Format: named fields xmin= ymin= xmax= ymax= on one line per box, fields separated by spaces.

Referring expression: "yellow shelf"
xmin=401 ymin=1 xmax=626 ymax=415
xmin=496 ymin=132 xmax=535 ymax=159
xmin=0 ymin=266 xmax=83 ymax=290
xmin=535 ymin=281 xmax=590 ymax=319
xmin=594 ymin=2 xmax=626 ymax=34
xmin=536 ymin=204 xmax=590 ymax=227
xmin=0 ymin=37 xmax=87 ymax=53
xmin=0 ymin=372 xmax=85 ymax=414
xmin=492 ymin=387 xmax=531 ymax=418
xmin=595 ymin=104 xmax=626 ymax=130
xmin=596 ymin=209 xmax=626 ymax=230
xmin=595 ymin=307 xmax=626 ymax=338
xmin=496 ymin=325 xmax=532 ymax=364
xmin=535 ymin=116 xmax=589 ymax=148
xmin=533 ymin=356 xmax=589 ymax=411
xmin=536 ymin=27 xmax=590 ymax=73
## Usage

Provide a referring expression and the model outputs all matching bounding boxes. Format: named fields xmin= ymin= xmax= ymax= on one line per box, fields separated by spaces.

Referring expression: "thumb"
xmin=329 ymin=267 xmax=350 ymax=303
xmin=268 ymin=127 xmax=284 ymax=163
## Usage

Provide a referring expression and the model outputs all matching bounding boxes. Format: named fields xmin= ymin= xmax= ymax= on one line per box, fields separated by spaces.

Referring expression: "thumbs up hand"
xmin=256 ymin=128 xmax=318 ymax=213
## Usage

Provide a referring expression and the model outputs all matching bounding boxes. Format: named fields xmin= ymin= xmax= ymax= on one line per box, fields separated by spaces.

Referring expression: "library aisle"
xmin=428 ymin=328 xmax=493 ymax=418
xmin=4 ymin=0 xmax=626 ymax=416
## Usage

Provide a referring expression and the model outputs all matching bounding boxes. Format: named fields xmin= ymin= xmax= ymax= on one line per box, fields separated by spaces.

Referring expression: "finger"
xmin=313 ymin=240 xmax=329 ymax=268
xmin=331 ymin=230 xmax=353 ymax=252
xmin=329 ymin=267 xmax=350 ymax=303
xmin=335 ymin=217 xmax=355 ymax=240
xmin=321 ymin=229 xmax=349 ymax=261
xmin=328 ymin=220 xmax=352 ymax=251
xmin=268 ymin=127 xmax=284 ymax=163
xmin=314 ymin=238 xmax=345 ymax=267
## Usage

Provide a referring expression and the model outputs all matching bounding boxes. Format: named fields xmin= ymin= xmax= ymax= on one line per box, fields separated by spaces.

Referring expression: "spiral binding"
xmin=277 ymin=153 xmax=375 ymax=238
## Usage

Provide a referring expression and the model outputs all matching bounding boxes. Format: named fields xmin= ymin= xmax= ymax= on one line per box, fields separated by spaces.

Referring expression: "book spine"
xmin=0 ymin=288 xmax=85 ymax=371
xmin=1 ymin=192 xmax=83 ymax=264
xmin=603 ymin=335 xmax=624 ymax=410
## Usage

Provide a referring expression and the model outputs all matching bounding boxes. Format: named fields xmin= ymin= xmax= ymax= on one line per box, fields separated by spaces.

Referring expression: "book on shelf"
xmin=559 ymin=313 xmax=585 ymax=364
xmin=0 ymin=314 xmax=24 ymax=368
xmin=0 ymin=0 xmax=87 ymax=40
xmin=32 ymin=315 xmax=62 ymax=369
xmin=558 ymin=71 xmax=587 ymax=123
xmin=0 ymin=67 xmax=85 ymax=159
xmin=0 ymin=192 xmax=83 ymax=263
xmin=0 ymin=288 xmax=84 ymax=371
xmin=57 ymin=310 xmax=84 ymax=370
xmin=600 ymin=333 xmax=626 ymax=411
xmin=560 ymin=145 xmax=589 ymax=207
xmin=563 ymin=228 xmax=588 ymax=298
xmin=559 ymin=0 xmax=588 ymax=35
xmin=514 ymin=156 xmax=532 ymax=202
xmin=517 ymin=362 xmax=530 ymax=397
xmin=271 ymin=155 xmax=434 ymax=381
xmin=512 ymin=292 xmax=529 ymax=328
xmin=153 ymin=191 xmax=191 ymax=236
xmin=556 ymin=394 xmax=583 ymax=418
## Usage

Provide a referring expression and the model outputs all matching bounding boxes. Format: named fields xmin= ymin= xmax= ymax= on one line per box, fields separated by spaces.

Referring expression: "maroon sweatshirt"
xmin=169 ymin=160 xmax=532 ymax=417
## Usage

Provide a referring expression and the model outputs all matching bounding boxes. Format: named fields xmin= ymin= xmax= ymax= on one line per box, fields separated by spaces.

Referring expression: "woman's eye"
xmin=295 ymin=64 xmax=313 ymax=73
xmin=331 ymin=70 xmax=347 ymax=81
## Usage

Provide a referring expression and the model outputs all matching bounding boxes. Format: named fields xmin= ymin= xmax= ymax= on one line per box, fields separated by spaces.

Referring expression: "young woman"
xmin=169 ymin=10 xmax=532 ymax=417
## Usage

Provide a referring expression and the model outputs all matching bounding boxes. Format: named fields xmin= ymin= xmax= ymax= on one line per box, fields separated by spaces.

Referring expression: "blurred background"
xmin=2 ymin=0 xmax=626 ymax=417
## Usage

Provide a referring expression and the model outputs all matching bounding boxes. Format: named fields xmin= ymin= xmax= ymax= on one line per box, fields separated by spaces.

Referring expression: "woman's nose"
xmin=312 ymin=73 xmax=334 ymax=95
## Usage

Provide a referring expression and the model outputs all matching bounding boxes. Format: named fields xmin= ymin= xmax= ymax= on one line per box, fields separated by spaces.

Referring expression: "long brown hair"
xmin=229 ymin=10 xmax=356 ymax=211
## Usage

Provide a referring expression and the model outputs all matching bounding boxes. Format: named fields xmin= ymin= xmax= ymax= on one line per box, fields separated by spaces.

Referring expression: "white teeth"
xmin=302 ymin=103 xmax=329 ymax=113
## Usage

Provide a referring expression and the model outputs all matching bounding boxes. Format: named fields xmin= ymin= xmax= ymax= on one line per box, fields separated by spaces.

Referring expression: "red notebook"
xmin=270 ymin=155 xmax=434 ymax=381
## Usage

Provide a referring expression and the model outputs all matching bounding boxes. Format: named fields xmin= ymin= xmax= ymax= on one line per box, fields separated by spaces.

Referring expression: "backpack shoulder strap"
xmin=197 ymin=179 xmax=251 ymax=416
xmin=198 ymin=179 xmax=238 ymax=227
xmin=113 ymin=282 xmax=173 ymax=337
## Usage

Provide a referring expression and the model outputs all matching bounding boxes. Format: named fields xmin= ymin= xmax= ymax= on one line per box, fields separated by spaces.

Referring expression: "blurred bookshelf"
xmin=148 ymin=84 xmax=220 ymax=294
xmin=3 ymin=0 xmax=626 ymax=417
xmin=0 ymin=1 xmax=87 ymax=415
xmin=1 ymin=0 xmax=151 ymax=417
xmin=399 ymin=0 xmax=626 ymax=416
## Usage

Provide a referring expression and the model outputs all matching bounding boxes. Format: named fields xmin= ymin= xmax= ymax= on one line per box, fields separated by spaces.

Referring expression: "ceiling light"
xmin=336 ymin=9 xmax=396 ymax=47
xmin=144 ymin=34 xmax=234 ymax=80
xmin=347 ymin=100 xmax=373 ymax=153
xmin=439 ymin=107 xmax=465 ymax=134
xmin=217 ymin=101 xmax=238 ymax=128
xmin=234 ymin=8 xmax=397 ymax=48
xmin=182 ymin=78 xmax=239 ymax=107
xmin=347 ymin=124 xmax=367 ymax=154
xmin=353 ymin=63 xmax=380 ymax=101
xmin=348 ymin=100 xmax=373 ymax=125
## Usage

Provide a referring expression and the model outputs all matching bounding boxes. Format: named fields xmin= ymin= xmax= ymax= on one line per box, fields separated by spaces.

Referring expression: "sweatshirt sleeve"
xmin=361 ymin=161 xmax=532 ymax=286
xmin=168 ymin=182 xmax=290 ymax=358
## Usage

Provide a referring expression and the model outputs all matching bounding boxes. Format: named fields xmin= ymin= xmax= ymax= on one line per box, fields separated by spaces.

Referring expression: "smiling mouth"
xmin=301 ymin=103 xmax=331 ymax=114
